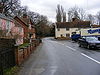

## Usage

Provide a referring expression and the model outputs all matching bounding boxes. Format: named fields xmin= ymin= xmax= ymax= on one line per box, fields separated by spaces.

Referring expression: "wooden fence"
xmin=0 ymin=39 xmax=16 ymax=75
xmin=0 ymin=38 xmax=40 ymax=75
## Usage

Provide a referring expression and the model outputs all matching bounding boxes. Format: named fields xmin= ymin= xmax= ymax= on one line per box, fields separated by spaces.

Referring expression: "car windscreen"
xmin=86 ymin=37 xmax=98 ymax=41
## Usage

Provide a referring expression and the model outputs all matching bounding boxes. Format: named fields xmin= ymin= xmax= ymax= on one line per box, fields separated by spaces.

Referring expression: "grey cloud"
xmin=21 ymin=0 xmax=100 ymax=22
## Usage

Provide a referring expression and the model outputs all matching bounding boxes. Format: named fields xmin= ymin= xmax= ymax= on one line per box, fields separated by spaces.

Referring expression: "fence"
xmin=0 ymin=38 xmax=41 ymax=75
xmin=0 ymin=38 xmax=16 ymax=75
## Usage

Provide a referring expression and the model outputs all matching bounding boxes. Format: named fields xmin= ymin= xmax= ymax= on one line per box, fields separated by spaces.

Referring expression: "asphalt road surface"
xmin=18 ymin=37 xmax=100 ymax=75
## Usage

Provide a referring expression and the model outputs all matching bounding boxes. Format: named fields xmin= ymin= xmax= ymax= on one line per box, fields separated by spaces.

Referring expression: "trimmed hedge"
xmin=19 ymin=43 xmax=30 ymax=49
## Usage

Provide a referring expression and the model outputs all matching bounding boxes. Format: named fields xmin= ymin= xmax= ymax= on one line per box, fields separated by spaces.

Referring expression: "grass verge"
xmin=4 ymin=66 xmax=20 ymax=75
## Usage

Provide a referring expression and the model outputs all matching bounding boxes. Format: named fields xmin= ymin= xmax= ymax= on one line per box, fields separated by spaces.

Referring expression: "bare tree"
xmin=27 ymin=11 xmax=51 ymax=37
xmin=87 ymin=14 xmax=95 ymax=24
xmin=96 ymin=11 xmax=100 ymax=25
xmin=0 ymin=0 xmax=52 ymax=37
xmin=56 ymin=4 xmax=62 ymax=22
xmin=62 ymin=12 xmax=66 ymax=22
xmin=61 ymin=6 xmax=66 ymax=22
xmin=0 ymin=0 xmax=20 ymax=16
xmin=68 ymin=6 xmax=86 ymax=21
xmin=68 ymin=11 xmax=71 ymax=22
xmin=56 ymin=4 xmax=66 ymax=22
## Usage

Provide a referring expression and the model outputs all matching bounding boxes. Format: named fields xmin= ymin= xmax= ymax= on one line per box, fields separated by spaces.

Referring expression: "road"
xmin=18 ymin=37 xmax=100 ymax=75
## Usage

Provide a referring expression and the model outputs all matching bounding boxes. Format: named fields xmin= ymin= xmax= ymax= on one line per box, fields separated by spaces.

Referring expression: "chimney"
xmin=23 ymin=13 xmax=28 ymax=18
xmin=72 ymin=18 xmax=77 ymax=22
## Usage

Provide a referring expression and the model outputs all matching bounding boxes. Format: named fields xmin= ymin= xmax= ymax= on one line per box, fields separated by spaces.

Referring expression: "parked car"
xmin=97 ymin=36 xmax=100 ymax=41
xmin=78 ymin=36 xmax=100 ymax=49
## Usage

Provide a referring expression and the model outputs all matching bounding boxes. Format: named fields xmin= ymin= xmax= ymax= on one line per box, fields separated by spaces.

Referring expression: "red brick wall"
xmin=15 ymin=40 xmax=40 ymax=65
xmin=15 ymin=44 xmax=35 ymax=65
xmin=23 ymin=25 xmax=28 ymax=39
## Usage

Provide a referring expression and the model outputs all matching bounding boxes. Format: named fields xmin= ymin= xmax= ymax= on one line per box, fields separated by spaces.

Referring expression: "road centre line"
xmin=54 ymin=41 xmax=76 ymax=51
xmin=65 ymin=45 xmax=76 ymax=51
xmin=53 ymin=41 xmax=100 ymax=65
xmin=81 ymin=53 xmax=100 ymax=64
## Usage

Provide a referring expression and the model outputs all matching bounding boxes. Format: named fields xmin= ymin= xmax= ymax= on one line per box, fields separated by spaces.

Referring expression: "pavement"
xmin=18 ymin=37 xmax=100 ymax=75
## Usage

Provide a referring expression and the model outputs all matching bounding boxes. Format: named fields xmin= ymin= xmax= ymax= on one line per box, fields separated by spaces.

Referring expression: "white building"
xmin=55 ymin=18 xmax=90 ymax=39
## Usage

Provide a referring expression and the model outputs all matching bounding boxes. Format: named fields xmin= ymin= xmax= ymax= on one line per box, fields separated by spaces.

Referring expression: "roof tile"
xmin=56 ymin=21 xmax=90 ymax=28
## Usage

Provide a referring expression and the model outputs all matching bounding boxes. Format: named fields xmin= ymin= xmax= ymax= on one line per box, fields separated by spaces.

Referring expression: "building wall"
xmin=14 ymin=17 xmax=28 ymax=39
xmin=0 ymin=18 xmax=15 ymax=38
xmin=31 ymin=28 xmax=35 ymax=39
xmin=55 ymin=27 xmax=79 ymax=38
xmin=28 ymin=27 xmax=35 ymax=39
xmin=0 ymin=17 xmax=24 ymax=45
xmin=11 ymin=27 xmax=24 ymax=45
xmin=0 ymin=18 xmax=15 ymax=31
xmin=14 ymin=17 xmax=36 ymax=44
xmin=55 ymin=28 xmax=69 ymax=38
xmin=55 ymin=27 xmax=100 ymax=39
xmin=70 ymin=28 xmax=80 ymax=36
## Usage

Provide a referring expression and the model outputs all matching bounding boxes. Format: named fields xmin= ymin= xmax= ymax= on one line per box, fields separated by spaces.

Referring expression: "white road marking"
xmin=81 ymin=53 xmax=100 ymax=64
xmin=51 ymin=41 xmax=100 ymax=65
xmin=65 ymin=45 xmax=76 ymax=51
xmin=54 ymin=41 xmax=76 ymax=51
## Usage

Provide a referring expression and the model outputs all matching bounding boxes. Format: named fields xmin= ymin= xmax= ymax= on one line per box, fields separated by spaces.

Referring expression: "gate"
xmin=0 ymin=38 xmax=16 ymax=75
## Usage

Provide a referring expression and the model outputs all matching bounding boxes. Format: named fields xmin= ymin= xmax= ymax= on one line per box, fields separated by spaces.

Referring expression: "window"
xmin=58 ymin=28 xmax=60 ymax=31
xmin=61 ymin=34 xmax=63 ymax=37
xmin=6 ymin=21 xmax=9 ymax=30
xmin=72 ymin=32 xmax=76 ymax=35
xmin=66 ymin=28 xmax=69 ymax=31
xmin=66 ymin=34 xmax=70 ymax=37
xmin=19 ymin=27 xmax=22 ymax=32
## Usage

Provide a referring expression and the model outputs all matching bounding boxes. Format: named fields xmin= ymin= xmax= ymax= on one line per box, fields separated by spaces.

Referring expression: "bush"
xmin=19 ymin=43 xmax=30 ymax=49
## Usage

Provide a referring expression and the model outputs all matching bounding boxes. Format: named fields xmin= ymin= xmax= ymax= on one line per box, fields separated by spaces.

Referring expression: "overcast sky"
xmin=21 ymin=0 xmax=100 ymax=22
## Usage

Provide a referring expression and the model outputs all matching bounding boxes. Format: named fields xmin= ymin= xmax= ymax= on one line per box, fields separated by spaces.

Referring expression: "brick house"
xmin=55 ymin=18 xmax=90 ymax=39
xmin=0 ymin=13 xmax=15 ymax=38
xmin=13 ymin=18 xmax=24 ymax=45
xmin=14 ymin=15 xmax=35 ymax=43
xmin=20 ymin=14 xmax=35 ymax=39
xmin=0 ymin=13 xmax=24 ymax=45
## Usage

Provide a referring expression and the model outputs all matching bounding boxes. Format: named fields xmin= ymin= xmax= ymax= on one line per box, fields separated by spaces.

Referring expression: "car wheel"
xmin=87 ymin=45 xmax=91 ymax=49
xmin=79 ymin=44 xmax=81 ymax=47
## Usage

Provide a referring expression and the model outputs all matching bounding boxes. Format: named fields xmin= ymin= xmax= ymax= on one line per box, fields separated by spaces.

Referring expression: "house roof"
xmin=91 ymin=25 xmax=100 ymax=28
xmin=72 ymin=21 xmax=90 ymax=28
xmin=14 ymin=20 xmax=22 ymax=27
xmin=0 ymin=13 xmax=13 ymax=22
xmin=14 ymin=16 xmax=28 ymax=27
xmin=14 ymin=16 xmax=35 ymax=28
xmin=20 ymin=17 xmax=29 ymax=26
xmin=20 ymin=17 xmax=35 ymax=28
xmin=56 ymin=22 xmax=71 ymax=28
xmin=56 ymin=21 xmax=90 ymax=28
